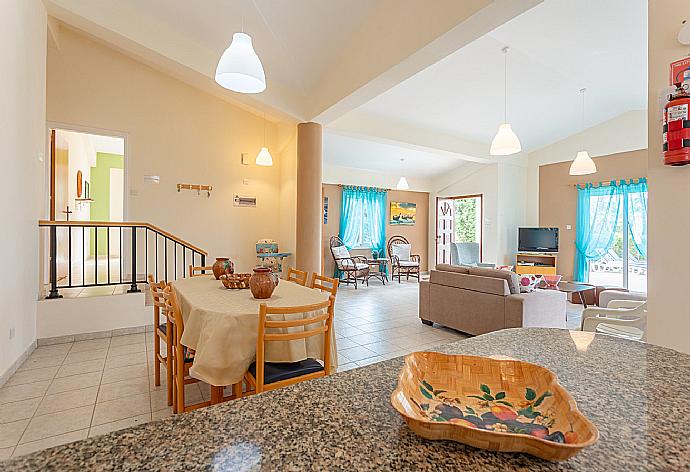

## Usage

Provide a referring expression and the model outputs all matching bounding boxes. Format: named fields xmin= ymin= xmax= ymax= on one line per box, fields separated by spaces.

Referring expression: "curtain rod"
xmin=337 ymin=184 xmax=391 ymax=191
xmin=571 ymin=177 xmax=646 ymax=189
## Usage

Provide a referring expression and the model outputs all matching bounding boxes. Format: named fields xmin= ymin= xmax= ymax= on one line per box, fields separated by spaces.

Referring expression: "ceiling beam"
xmin=310 ymin=0 xmax=542 ymax=124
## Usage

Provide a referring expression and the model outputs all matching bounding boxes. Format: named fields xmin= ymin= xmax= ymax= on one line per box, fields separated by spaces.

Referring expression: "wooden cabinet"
xmin=515 ymin=253 xmax=557 ymax=275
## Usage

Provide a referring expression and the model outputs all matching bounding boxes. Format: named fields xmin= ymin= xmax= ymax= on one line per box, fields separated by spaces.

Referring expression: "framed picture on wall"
xmin=390 ymin=201 xmax=416 ymax=225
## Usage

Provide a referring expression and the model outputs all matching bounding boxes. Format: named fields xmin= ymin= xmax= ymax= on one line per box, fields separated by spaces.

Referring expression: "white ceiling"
xmin=115 ymin=0 xmax=381 ymax=95
xmin=356 ymin=0 xmax=648 ymax=153
xmin=324 ymin=132 xmax=464 ymax=178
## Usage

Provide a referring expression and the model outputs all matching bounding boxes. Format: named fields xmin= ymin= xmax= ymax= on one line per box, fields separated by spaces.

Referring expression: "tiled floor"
xmin=0 ymin=279 xmax=583 ymax=460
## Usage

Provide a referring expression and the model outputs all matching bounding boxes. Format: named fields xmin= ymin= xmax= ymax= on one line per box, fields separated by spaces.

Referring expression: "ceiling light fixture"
xmin=569 ymin=88 xmax=597 ymax=176
xmin=256 ymin=113 xmax=273 ymax=166
xmin=215 ymin=27 xmax=266 ymax=94
xmin=490 ymin=46 xmax=522 ymax=156
xmin=396 ymin=158 xmax=409 ymax=190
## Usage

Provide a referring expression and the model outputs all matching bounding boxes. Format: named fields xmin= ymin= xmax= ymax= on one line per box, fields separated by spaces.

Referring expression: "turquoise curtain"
xmin=338 ymin=186 xmax=387 ymax=277
xmin=626 ymin=178 xmax=648 ymax=258
xmin=574 ymin=179 xmax=648 ymax=282
xmin=574 ymin=182 xmax=623 ymax=282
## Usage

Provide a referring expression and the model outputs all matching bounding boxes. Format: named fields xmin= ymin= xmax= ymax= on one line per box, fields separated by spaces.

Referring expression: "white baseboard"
xmin=37 ymin=324 xmax=151 ymax=346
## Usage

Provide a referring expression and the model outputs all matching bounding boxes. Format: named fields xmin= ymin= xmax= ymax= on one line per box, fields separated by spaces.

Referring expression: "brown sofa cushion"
xmin=469 ymin=267 xmax=520 ymax=295
xmin=435 ymin=264 xmax=470 ymax=274
xmin=429 ymin=270 xmax=509 ymax=296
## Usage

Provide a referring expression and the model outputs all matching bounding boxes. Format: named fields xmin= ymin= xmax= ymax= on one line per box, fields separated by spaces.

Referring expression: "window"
xmin=353 ymin=204 xmax=373 ymax=249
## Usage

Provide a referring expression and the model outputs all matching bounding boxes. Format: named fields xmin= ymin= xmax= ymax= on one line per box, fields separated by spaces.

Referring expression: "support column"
xmin=296 ymin=122 xmax=323 ymax=275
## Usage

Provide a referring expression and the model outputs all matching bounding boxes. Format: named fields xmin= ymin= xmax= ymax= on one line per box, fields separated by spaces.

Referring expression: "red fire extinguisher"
xmin=663 ymin=82 xmax=690 ymax=166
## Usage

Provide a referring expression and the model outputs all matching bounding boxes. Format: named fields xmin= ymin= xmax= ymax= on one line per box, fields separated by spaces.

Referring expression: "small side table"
xmin=365 ymin=258 xmax=389 ymax=285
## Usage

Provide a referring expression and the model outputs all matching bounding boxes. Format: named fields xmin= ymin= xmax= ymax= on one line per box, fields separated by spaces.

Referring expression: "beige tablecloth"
xmin=172 ymin=276 xmax=337 ymax=386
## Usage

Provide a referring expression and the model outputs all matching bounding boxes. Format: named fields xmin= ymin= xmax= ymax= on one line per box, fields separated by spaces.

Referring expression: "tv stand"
xmin=515 ymin=253 xmax=557 ymax=275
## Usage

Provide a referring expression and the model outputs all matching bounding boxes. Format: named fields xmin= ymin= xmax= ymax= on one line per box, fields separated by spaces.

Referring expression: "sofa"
xmin=419 ymin=264 xmax=566 ymax=335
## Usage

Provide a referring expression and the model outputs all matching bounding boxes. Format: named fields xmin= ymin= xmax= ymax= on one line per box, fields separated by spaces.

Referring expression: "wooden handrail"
xmin=38 ymin=220 xmax=208 ymax=256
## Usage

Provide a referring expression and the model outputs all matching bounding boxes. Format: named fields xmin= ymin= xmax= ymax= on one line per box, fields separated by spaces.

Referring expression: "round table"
xmin=172 ymin=276 xmax=335 ymax=386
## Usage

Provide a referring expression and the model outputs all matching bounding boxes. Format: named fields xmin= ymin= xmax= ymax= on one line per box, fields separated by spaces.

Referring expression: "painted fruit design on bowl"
xmin=411 ymin=381 xmax=578 ymax=444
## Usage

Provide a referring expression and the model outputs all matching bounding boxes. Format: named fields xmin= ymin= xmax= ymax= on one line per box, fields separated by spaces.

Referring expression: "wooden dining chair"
xmin=161 ymin=286 xmax=212 ymax=413
xmin=189 ymin=265 xmax=213 ymax=277
xmin=245 ymin=297 xmax=335 ymax=394
xmin=148 ymin=275 xmax=174 ymax=408
xmin=286 ymin=267 xmax=309 ymax=286
xmin=309 ymin=273 xmax=339 ymax=298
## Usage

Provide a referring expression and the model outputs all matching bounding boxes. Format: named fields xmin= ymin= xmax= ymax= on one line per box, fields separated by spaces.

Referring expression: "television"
xmin=518 ymin=227 xmax=559 ymax=253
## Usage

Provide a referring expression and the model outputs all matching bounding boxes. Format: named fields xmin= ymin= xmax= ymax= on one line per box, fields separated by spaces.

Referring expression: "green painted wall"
xmin=90 ymin=152 xmax=124 ymax=256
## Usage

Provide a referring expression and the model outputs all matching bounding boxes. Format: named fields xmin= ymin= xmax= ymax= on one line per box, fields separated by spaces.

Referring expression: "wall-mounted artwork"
xmin=390 ymin=201 xmax=416 ymax=225
xmin=323 ymin=196 xmax=329 ymax=224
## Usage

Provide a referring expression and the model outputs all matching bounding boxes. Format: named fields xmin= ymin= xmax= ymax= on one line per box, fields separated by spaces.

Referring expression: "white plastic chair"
xmin=581 ymin=300 xmax=647 ymax=341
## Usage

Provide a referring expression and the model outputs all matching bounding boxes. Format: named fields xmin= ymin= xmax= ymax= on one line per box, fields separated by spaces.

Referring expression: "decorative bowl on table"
xmin=220 ymin=273 xmax=251 ymax=289
xmin=543 ymin=274 xmax=563 ymax=288
xmin=390 ymin=352 xmax=598 ymax=461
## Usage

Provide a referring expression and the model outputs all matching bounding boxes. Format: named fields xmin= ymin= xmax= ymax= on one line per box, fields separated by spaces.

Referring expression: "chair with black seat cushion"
xmin=148 ymin=275 xmax=173 ymax=408
xmin=245 ymin=297 xmax=334 ymax=394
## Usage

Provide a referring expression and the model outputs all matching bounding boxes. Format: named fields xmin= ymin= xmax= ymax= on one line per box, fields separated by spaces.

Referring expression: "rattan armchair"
xmin=387 ymin=235 xmax=421 ymax=283
xmin=329 ymin=236 xmax=369 ymax=289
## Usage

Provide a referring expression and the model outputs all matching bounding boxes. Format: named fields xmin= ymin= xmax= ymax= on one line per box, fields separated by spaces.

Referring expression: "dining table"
xmin=171 ymin=275 xmax=337 ymax=393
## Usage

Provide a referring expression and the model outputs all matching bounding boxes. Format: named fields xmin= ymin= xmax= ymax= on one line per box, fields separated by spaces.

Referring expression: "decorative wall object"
xmin=177 ymin=183 xmax=212 ymax=197
xmin=390 ymin=201 xmax=416 ymax=225
xmin=234 ymin=194 xmax=257 ymax=207
xmin=76 ymin=170 xmax=83 ymax=198
xmin=323 ymin=196 xmax=329 ymax=224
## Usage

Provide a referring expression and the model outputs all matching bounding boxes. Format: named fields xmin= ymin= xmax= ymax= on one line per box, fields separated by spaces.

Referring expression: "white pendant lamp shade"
xmin=215 ymin=32 xmax=266 ymax=94
xmin=255 ymin=147 xmax=273 ymax=166
xmin=569 ymin=151 xmax=596 ymax=176
xmin=396 ymin=176 xmax=409 ymax=190
xmin=491 ymin=46 xmax=521 ymax=156
xmin=569 ymin=88 xmax=596 ymax=176
xmin=490 ymin=123 xmax=522 ymax=156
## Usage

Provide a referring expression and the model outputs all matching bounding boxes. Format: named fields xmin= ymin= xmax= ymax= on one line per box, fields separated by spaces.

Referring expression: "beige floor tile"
xmin=97 ymin=377 xmax=150 ymax=403
xmin=20 ymin=405 xmax=93 ymax=444
xmin=0 ymin=382 xmax=50 ymax=405
xmin=337 ymin=325 xmax=366 ymax=337
xmin=63 ymin=348 xmax=108 ymax=365
xmin=12 ymin=429 xmax=88 ymax=458
xmin=0 ymin=419 xmax=29 ymax=448
xmin=334 ymin=338 xmax=359 ymax=350
xmin=31 ymin=344 xmax=72 ymax=359
xmin=4 ymin=366 xmax=58 ymax=387
xmin=150 ymin=384 xmax=201 ymax=411
xmin=109 ymin=333 xmax=146 ymax=347
xmin=91 ymin=392 xmax=151 ymax=426
xmin=0 ymin=398 xmax=41 ymax=424
xmin=151 ymin=408 xmax=172 ymax=421
xmin=355 ymin=356 xmax=385 ymax=367
xmin=101 ymin=364 xmax=148 ymax=384
xmin=361 ymin=340 xmax=400 ymax=355
xmin=0 ymin=446 xmax=13 ymax=460
xmin=104 ymin=351 xmax=147 ymax=370
xmin=107 ymin=343 xmax=146 ymax=358
xmin=17 ymin=355 xmax=64 ymax=372
xmin=35 ymin=386 xmax=98 ymax=416
xmin=69 ymin=338 xmax=111 ymax=353
xmin=88 ymin=413 xmax=150 ymax=438
xmin=47 ymin=371 xmax=102 ymax=395
xmin=347 ymin=332 xmax=385 ymax=346
xmin=55 ymin=359 xmax=105 ymax=378
xmin=336 ymin=363 xmax=358 ymax=373
xmin=338 ymin=345 xmax=377 ymax=362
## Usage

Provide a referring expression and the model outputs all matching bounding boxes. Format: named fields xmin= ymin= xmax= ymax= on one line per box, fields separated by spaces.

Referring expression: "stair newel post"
xmin=47 ymin=225 xmax=62 ymax=299
xmin=128 ymin=226 xmax=141 ymax=293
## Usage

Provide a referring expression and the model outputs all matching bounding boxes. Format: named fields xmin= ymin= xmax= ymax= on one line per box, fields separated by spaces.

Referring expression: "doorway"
xmin=49 ymin=128 xmax=126 ymax=285
xmin=435 ymin=194 xmax=483 ymax=265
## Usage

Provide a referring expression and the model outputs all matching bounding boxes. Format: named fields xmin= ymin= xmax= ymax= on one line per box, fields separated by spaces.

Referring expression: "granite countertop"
xmin=3 ymin=328 xmax=690 ymax=471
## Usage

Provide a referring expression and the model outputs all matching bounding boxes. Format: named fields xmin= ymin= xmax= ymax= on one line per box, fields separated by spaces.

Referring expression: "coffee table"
xmin=538 ymin=281 xmax=596 ymax=321
xmin=365 ymin=258 xmax=389 ymax=285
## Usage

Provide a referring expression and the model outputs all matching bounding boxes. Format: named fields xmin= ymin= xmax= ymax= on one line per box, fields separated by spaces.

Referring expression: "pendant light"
xmin=396 ymin=158 xmax=409 ymax=190
xmin=490 ymin=46 xmax=522 ymax=156
xmin=569 ymin=88 xmax=597 ymax=176
xmin=215 ymin=24 xmax=266 ymax=94
xmin=256 ymin=113 xmax=273 ymax=166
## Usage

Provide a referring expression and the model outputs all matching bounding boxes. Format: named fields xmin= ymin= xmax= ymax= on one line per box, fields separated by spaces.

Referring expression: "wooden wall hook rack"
xmin=177 ymin=183 xmax=213 ymax=197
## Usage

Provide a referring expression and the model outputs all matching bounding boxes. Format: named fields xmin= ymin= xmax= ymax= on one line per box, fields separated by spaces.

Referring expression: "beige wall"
xmin=47 ymin=27 xmax=298 ymax=272
xmin=321 ymin=184 xmax=429 ymax=278
xmin=647 ymin=0 xmax=690 ymax=354
xmin=0 ymin=0 xmax=47 ymax=380
xmin=539 ymin=150 xmax=648 ymax=280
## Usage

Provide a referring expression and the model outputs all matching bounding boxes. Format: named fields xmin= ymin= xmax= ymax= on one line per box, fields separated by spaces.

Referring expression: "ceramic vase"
xmin=212 ymin=257 xmax=234 ymax=280
xmin=250 ymin=267 xmax=276 ymax=299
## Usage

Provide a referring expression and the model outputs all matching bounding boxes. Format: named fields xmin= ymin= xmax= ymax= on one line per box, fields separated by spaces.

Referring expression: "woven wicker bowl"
xmin=391 ymin=352 xmax=598 ymax=461
xmin=220 ymin=273 xmax=251 ymax=289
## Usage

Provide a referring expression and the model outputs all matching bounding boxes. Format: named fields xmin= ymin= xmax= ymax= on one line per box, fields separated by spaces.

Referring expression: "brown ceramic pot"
xmin=249 ymin=267 xmax=276 ymax=299
xmin=212 ymin=257 xmax=234 ymax=280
